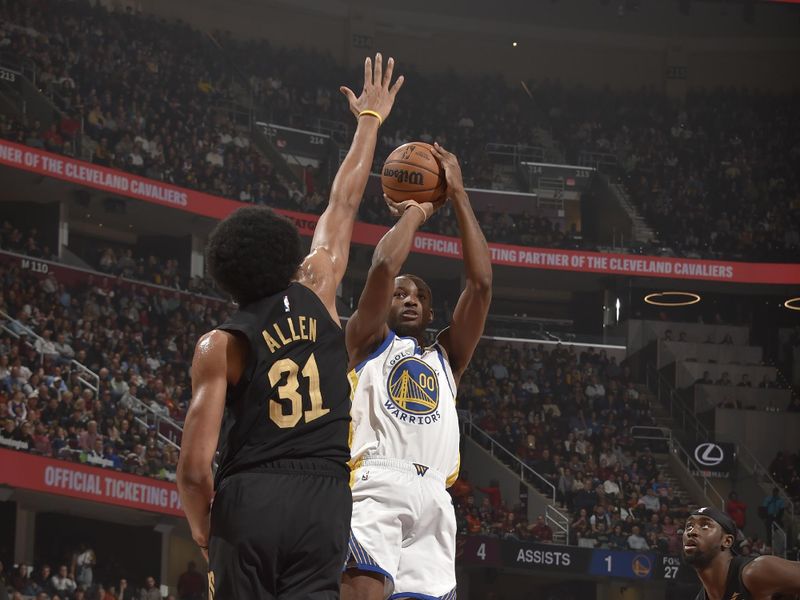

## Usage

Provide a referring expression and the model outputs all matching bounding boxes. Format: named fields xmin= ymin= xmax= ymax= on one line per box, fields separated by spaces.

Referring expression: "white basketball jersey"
xmin=349 ymin=331 xmax=460 ymax=486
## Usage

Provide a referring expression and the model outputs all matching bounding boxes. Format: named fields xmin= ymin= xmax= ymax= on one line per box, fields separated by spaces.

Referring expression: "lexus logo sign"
xmin=694 ymin=443 xmax=724 ymax=467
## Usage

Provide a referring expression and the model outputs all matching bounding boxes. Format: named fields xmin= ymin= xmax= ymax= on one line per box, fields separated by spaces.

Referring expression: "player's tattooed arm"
xmin=296 ymin=53 xmax=404 ymax=323
xmin=432 ymin=144 xmax=492 ymax=385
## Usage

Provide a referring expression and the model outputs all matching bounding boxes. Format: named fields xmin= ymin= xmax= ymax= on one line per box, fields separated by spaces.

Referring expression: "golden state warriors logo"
xmin=632 ymin=555 xmax=652 ymax=578
xmin=385 ymin=358 xmax=441 ymax=425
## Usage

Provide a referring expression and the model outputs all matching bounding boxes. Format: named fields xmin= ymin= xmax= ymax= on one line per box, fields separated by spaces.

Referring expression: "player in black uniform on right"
xmin=177 ymin=53 xmax=404 ymax=599
xmin=683 ymin=506 xmax=800 ymax=600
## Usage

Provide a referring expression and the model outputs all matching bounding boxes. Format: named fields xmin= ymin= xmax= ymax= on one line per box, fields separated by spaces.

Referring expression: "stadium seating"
xmin=4 ymin=1 xmax=795 ymax=260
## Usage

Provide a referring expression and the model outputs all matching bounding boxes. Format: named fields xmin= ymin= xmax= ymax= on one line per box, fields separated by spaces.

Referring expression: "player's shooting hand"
xmin=431 ymin=143 xmax=466 ymax=202
xmin=384 ymin=194 xmax=445 ymax=223
xmin=340 ymin=53 xmax=404 ymax=124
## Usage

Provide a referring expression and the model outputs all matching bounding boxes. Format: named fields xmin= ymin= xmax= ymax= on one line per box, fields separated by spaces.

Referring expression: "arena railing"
xmin=0 ymin=308 xmax=100 ymax=393
xmin=736 ymin=441 xmax=796 ymax=535
xmin=631 ymin=425 xmax=726 ymax=510
xmin=485 ymin=142 xmax=546 ymax=164
xmin=0 ymin=309 xmax=183 ymax=452
xmin=646 ymin=361 xmax=798 ymax=546
xmin=645 ymin=363 xmax=710 ymax=443
xmin=772 ymin=522 xmax=788 ymax=558
xmin=459 ymin=412 xmax=570 ymax=544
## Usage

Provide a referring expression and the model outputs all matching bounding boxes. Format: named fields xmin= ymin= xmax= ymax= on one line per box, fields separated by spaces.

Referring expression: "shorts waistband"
xmin=356 ymin=457 xmax=445 ymax=483
xmin=224 ymin=458 xmax=349 ymax=481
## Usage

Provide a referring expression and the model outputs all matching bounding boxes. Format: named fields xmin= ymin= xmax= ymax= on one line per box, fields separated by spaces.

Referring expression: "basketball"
xmin=381 ymin=142 xmax=446 ymax=204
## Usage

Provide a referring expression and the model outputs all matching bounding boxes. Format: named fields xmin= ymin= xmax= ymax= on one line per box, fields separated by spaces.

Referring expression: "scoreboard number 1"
xmin=604 ymin=555 xmax=613 ymax=572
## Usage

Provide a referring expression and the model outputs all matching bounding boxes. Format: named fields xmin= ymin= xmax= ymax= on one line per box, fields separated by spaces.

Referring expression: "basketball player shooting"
xmin=683 ymin=507 xmax=800 ymax=600
xmin=176 ymin=53 xmax=404 ymax=599
xmin=342 ymin=144 xmax=492 ymax=600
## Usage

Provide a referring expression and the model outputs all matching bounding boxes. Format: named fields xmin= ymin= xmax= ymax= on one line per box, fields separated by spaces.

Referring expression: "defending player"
xmin=176 ymin=54 xmax=404 ymax=599
xmin=342 ymin=144 xmax=492 ymax=600
xmin=683 ymin=506 xmax=800 ymax=600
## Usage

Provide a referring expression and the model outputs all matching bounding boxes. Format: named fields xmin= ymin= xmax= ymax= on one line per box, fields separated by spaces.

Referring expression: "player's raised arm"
xmin=431 ymin=143 xmax=492 ymax=384
xmin=742 ymin=555 xmax=800 ymax=596
xmin=345 ymin=197 xmax=441 ymax=368
xmin=295 ymin=53 xmax=404 ymax=321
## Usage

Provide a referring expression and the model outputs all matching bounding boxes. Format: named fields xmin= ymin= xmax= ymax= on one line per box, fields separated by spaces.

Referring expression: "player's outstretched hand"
xmin=340 ymin=53 xmax=404 ymax=124
xmin=384 ymin=194 xmax=445 ymax=223
xmin=431 ymin=142 xmax=466 ymax=201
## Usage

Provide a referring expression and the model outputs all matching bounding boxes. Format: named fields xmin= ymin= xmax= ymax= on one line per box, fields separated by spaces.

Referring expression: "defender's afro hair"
xmin=206 ymin=206 xmax=302 ymax=304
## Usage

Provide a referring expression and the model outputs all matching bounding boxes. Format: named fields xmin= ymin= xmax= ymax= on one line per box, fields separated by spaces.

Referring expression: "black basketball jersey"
xmin=214 ymin=282 xmax=351 ymax=486
xmin=694 ymin=556 xmax=755 ymax=600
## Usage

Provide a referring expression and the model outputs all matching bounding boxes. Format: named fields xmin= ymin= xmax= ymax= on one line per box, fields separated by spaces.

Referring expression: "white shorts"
xmin=347 ymin=457 xmax=457 ymax=600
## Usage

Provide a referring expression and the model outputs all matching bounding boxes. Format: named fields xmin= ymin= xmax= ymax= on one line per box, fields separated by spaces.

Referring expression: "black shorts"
xmin=209 ymin=459 xmax=352 ymax=600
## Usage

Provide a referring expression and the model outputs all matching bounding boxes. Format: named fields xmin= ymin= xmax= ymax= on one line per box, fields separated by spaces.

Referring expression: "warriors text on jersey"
xmin=214 ymin=282 xmax=351 ymax=486
xmin=349 ymin=331 xmax=460 ymax=485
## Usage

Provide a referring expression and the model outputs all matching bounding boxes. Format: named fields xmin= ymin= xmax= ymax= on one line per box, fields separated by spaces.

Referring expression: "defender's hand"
xmin=384 ymin=194 xmax=445 ymax=222
xmin=431 ymin=143 xmax=466 ymax=201
xmin=340 ymin=53 xmax=405 ymax=123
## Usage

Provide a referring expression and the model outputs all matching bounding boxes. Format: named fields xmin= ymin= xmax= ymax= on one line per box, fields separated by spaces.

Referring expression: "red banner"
xmin=0 ymin=448 xmax=183 ymax=516
xmin=1 ymin=140 xmax=798 ymax=284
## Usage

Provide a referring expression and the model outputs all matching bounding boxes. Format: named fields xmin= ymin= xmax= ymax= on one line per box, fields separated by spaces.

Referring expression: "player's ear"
xmin=722 ymin=534 xmax=733 ymax=550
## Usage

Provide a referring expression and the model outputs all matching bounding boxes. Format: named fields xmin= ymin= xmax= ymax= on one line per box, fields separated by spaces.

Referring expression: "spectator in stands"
xmin=737 ymin=374 xmax=752 ymax=388
xmin=726 ymin=491 xmax=748 ymax=530
xmin=477 ymin=479 xmax=502 ymax=509
xmin=72 ymin=545 xmax=95 ymax=589
xmin=33 ymin=565 xmax=52 ymax=596
xmin=117 ymin=579 xmax=135 ymax=600
xmin=638 ymin=487 xmax=662 ymax=515
xmin=696 ymin=371 xmax=714 ymax=385
xmin=10 ymin=564 xmax=33 ymax=595
xmin=760 ymin=487 xmax=786 ymax=545
xmin=627 ymin=525 xmax=649 ymax=551
xmin=759 ymin=375 xmax=779 ymax=389
xmin=715 ymin=372 xmax=733 ymax=386
xmin=139 ymin=576 xmax=160 ymax=600
xmin=450 ymin=471 xmax=474 ymax=507
xmin=49 ymin=566 xmax=76 ymax=598
xmin=529 ymin=516 xmax=554 ymax=543
xmin=176 ymin=562 xmax=204 ymax=600
xmin=590 ymin=505 xmax=612 ymax=532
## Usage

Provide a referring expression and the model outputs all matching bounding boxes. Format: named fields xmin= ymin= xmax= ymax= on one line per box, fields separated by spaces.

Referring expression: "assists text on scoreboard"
xmin=459 ymin=537 xmax=694 ymax=582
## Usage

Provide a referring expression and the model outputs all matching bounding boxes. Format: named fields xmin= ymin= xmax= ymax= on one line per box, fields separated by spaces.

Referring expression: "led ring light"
xmin=644 ymin=291 xmax=701 ymax=307
xmin=784 ymin=297 xmax=800 ymax=311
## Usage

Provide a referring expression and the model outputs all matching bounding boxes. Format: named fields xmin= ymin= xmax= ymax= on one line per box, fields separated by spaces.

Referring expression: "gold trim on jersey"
xmin=347 ymin=368 xmax=361 ymax=488
xmin=445 ymin=453 xmax=461 ymax=488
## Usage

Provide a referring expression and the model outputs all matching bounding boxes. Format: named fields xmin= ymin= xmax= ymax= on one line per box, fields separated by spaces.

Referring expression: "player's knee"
xmin=341 ymin=569 xmax=385 ymax=600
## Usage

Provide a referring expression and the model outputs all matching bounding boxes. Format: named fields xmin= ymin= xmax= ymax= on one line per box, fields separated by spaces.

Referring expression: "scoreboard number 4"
xmin=476 ymin=542 xmax=486 ymax=561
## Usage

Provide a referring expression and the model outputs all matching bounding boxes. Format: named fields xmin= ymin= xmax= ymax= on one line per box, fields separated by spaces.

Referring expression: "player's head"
xmin=387 ymin=274 xmax=433 ymax=337
xmin=206 ymin=206 xmax=302 ymax=304
xmin=682 ymin=507 xmax=740 ymax=568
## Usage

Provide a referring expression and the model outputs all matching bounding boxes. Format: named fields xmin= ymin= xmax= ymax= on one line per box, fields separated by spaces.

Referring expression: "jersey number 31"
xmin=268 ymin=353 xmax=328 ymax=428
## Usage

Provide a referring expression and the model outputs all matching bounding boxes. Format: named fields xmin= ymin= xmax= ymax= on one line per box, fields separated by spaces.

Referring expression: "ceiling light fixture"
xmin=784 ymin=297 xmax=800 ymax=311
xmin=644 ymin=291 xmax=701 ymax=307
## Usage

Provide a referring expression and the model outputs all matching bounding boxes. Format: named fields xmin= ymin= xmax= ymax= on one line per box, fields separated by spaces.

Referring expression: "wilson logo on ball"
xmin=382 ymin=167 xmax=425 ymax=186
